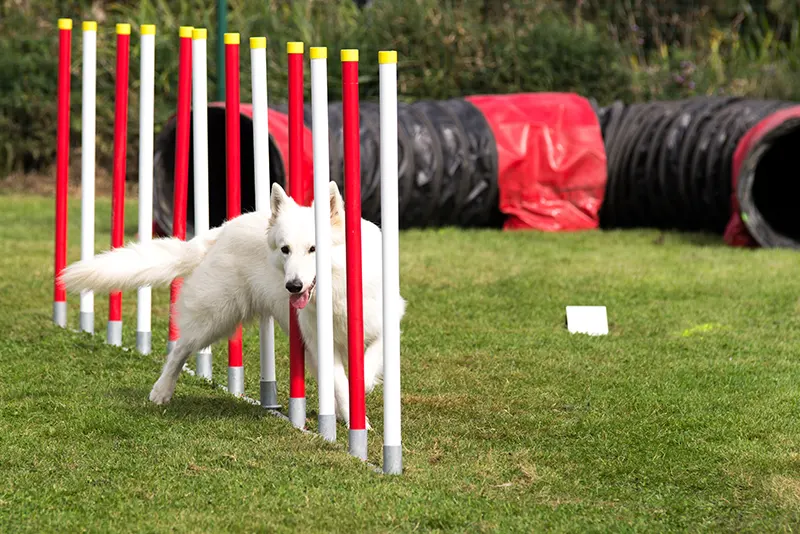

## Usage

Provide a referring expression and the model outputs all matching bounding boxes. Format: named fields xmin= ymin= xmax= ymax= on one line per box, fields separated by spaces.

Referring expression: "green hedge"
xmin=2 ymin=0 xmax=799 ymax=179
xmin=0 ymin=0 xmax=631 ymax=177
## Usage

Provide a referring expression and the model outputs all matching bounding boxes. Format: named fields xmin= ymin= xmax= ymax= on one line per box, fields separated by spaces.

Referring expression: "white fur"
xmin=60 ymin=182 xmax=406 ymax=427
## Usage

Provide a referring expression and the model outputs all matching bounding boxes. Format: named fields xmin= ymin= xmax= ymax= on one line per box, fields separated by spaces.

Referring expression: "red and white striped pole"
xmin=167 ymin=25 xmax=193 ymax=355
xmin=342 ymin=48 xmax=367 ymax=460
xmin=310 ymin=46 xmax=337 ymax=443
xmin=107 ymin=23 xmax=131 ymax=347
xmin=53 ymin=18 xmax=72 ymax=328
xmin=79 ymin=20 xmax=97 ymax=335
xmin=250 ymin=36 xmax=281 ymax=410
xmin=136 ymin=23 xmax=156 ymax=354
xmin=287 ymin=41 xmax=307 ymax=430
xmin=225 ymin=32 xmax=245 ymax=397
xmin=192 ymin=28 xmax=213 ymax=379
xmin=379 ymin=50 xmax=403 ymax=475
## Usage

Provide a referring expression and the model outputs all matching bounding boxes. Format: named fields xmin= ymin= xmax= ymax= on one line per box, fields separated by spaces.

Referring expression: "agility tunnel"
xmin=594 ymin=97 xmax=800 ymax=249
xmin=151 ymin=92 xmax=800 ymax=249
xmin=152 ymin=93 xmax=606 ymax=237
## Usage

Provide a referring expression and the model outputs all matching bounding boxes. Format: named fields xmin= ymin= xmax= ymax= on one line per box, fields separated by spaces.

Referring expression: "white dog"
xmin=60 ymin=181 xmax=406 ymax=427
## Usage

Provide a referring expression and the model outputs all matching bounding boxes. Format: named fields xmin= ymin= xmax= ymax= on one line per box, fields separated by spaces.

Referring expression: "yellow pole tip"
xmin=378 ymin=50 xmax=397 ymax=64
xmin=287 ymin=41 xmax=304 ymax=54
xmin=250 ymin=37 xmax=267 ymax=49
xmin=82 ymin=21 xmax=97 ymax=32
xmin=224 ymin=32 xmax=240 ymax=45
xmin=58 ymin=18 xmax=72 ymax=30
xmin=179 ymin=26 xmax=193 ymax=38
xmin=116 ymin=23 xmax=131 ymax=35
xmin=192 ymin=28 xmax=207 ymax=40
xmin=141 ymin=24 xmax=156 ymax=36
xmin=341 ymin=49 xmax=359 ymax=62
xmin=310 ymin=47 xmax=327 ymax=59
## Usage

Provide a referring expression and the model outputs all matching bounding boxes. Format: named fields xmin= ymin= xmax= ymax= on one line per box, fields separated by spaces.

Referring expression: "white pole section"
xmin=379 ymin=50 xmax=402 ymax=475
xmin=192 ymin=28 xmax=213 ymax=379
xmin=136 ymin=24 xmax=156 ymax=354
xmin=310 ymin=46 xmax=336 ymax=442
xmin=250 ymin=37 xmax=280 ymax=410
xmin=80 ymin=21 xmax=97 ymax=335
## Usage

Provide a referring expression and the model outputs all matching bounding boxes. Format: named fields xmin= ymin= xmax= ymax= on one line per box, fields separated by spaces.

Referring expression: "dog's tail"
xmin=60 ymin=227 xmax=222 ymax=294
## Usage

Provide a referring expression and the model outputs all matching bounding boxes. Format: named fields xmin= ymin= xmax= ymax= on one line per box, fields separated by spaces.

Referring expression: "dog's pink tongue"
xmin=290 ymin=290 xmax=310 ymax=310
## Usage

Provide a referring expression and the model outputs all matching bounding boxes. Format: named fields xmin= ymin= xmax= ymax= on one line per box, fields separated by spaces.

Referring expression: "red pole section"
xmin=287 ymin=41 xmax=306 ymax=429
xmin=224 ymin=33 xmax=244 ymax=395
xmin=53 ymin=18 xmax=72 ymax=328
xmin=107 ymin=23 xmax=131 ymax=346
xmin=342 ymin=49 xmax=366 ymax=434
xmin=168 ymin=26 xmax=193 ymax=352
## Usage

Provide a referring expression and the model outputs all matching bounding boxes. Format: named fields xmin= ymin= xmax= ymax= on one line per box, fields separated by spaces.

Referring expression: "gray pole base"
xmin=106 ymin=321 xmax=122 ymax=347
xmin=318 ymin=414 xmax=336 ymax=442
xmin=80 ymin=312 xmax=94 ymax=334
xmin=288 ymin=397 xmax=306 ymax=429
xmin=53 ymin=302 xmax=67 ymax=328
xmin=260 ymin=380 xmax=281 ymax=410
xmin=136 ymin=331 xmax=151 ymax=354
xmin=227 ymin=366 xmax=244 ymax=397
xmin=196 ymin=351 xmax=212 ymax=381
xmin=383 ymin=445 xmax=403 ymax=475
xmin=349 ymin=429 xmax=367 ymax=460
xmin=166 ymin=340 xmax=177 ymax=355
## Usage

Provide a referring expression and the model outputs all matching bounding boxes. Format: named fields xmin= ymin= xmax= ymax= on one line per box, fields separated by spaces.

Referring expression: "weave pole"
xmin=225 ymin=32 xmax=245 ymax=396
xmin=136 ymin=24 xmax=156 ymax=355
xmin=192 ymin=28 xmax=213 ymax=379
xmin=79 ymin=20 xmax=96 ymax=334
xmin=250 ymin=36 xmax=280 ymax=410
xmin=310 ymin=46 xmax=336 ymax=442
xmin=167 ymin=26 xmax=193 ymax=355
xmin=287 ymin=41 xmax=307 ymax=429
xmin=53 ymin=18 xmax=72 ymax=328
xmin=107 ymin=23 xmax=131 ymax=347
xmin=379 ymin=50 xmax=403 ymax=475
xmin=342 ymin=48 xmax=367 ymax=460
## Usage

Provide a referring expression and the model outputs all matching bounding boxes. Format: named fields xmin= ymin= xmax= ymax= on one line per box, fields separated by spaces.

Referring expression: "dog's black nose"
xmin=285 ymin=279 xmax=303 ymax=294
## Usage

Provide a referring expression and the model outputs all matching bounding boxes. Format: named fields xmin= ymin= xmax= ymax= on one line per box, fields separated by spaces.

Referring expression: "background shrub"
xmin=1 ymin=0 xmax=798 ymax=181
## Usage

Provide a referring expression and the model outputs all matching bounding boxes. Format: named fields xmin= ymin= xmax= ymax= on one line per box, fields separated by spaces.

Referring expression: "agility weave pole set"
xmin=52 ymin=18 xmax=403 ymax=474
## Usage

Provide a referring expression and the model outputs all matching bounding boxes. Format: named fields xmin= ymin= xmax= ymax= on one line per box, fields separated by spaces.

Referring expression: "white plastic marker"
xmin=136 ymin=23 xmax=156 ymax=354
xmin=565 ymin=306 xmax=609 ymax=336
xmin=192 ymin=28 xmax=213 ymax=377
xmin=250 ymin=36 xmax=280 ymax=409
xmin=310 ymin=46 xmax=336 ymax=442
xmin=80 ymin=21 xmax=97 ymax=335
xmin=379 ymin=50 xmax=402 ymax=475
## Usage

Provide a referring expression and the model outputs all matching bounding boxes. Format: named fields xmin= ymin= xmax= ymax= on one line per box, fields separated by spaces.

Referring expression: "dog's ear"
xmin=269 ymin=182 xmax=291 ymax=228
xmin=328 ymin=181 xmax=345 ymax=234
xmin=270 ymin=182 xmax=289 ymax=216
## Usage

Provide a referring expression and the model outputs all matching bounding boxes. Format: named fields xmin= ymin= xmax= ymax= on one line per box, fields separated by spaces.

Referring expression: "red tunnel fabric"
xmin=723 ymin=105 xmax=800 ymax=248
xmin=464 ymin=93 xmax=607 ymax=232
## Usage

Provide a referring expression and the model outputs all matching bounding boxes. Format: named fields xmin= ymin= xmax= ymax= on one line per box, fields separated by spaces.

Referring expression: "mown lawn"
xmin=2 ymin=193 xmax=800 ymax=532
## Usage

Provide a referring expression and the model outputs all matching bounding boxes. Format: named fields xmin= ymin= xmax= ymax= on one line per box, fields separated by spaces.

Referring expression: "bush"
xmin=1 ymin=0 xmax=799 ymax=180
xmin=0 ymin=0 xmax=631 ymax=178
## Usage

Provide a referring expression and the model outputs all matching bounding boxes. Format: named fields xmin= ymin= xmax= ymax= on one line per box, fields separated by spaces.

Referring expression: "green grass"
xmin=3 ymin=192 xmax=800 ymax=532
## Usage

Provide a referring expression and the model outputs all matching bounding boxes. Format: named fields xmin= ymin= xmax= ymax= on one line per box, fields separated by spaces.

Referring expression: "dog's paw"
xmin=344 ymin=417 xmax=372 ymax=431
xmin=148 ymin=380 xmax=174 ymax=405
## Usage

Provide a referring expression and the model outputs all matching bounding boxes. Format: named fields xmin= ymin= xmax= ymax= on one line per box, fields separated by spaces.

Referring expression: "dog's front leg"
xmin=332 ymin=354 xmax=350 ymax=426
xmin=304 ymin=344 xmax=319 ymax=383
xmin=332 ymin=352 xmax=372 ymax=430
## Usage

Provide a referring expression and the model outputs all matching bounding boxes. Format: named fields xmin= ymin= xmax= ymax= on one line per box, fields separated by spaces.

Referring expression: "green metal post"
xmin=216 ymin=0 xmax=227 ymax=101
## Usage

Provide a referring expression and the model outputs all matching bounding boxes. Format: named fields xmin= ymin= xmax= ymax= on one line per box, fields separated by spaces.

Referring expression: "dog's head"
xmin=266 ymin=181 xmax=345 ymax=310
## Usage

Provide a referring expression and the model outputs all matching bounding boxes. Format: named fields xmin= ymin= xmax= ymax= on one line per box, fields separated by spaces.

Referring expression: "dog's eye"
xmin=281 ymin=245 xmax=290 ymax=254
xmin=309 ymin=246 xmax=315 ymax=253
